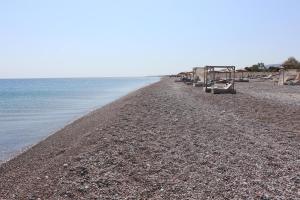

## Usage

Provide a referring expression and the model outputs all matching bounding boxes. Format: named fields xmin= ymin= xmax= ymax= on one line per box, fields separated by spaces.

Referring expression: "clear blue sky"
xmin=1 ymin=0 xmax=300 ymax=78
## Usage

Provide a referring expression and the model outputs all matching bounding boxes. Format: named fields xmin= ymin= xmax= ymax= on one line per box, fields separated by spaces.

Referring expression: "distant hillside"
xmin=265 ymin=64 xmax=281 ymax=68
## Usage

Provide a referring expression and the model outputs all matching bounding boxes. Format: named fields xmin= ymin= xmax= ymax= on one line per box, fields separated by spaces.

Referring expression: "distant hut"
xmin=278 ymin=57 xmax=300 ymax=85
xmin=186 ymin=71 xmax=194 ymax=82
xmin=192 ymin=67 xmax=205 ymax=82
xmin=177 ymin=72 xmax=186 ymax=78
xmin=176 ymin=71 xmax=193 ymax=82
xmin=278 ymin=68 xmax=300 ymax=85
xmin=235 ymin=69 xmax=248 ymax=79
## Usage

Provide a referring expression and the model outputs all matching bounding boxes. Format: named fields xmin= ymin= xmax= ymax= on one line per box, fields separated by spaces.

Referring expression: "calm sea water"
xmin=0 ymin=77 xmax=159 ymax=162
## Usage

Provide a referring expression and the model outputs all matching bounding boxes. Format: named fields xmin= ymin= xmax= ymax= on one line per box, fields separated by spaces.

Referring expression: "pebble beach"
xmin=0 ymin=78 xmax=299 ymax=199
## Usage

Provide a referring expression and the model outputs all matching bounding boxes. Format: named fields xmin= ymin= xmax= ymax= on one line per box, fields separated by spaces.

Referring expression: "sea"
xmin=0 ymin=77 xmax=159 ymax=162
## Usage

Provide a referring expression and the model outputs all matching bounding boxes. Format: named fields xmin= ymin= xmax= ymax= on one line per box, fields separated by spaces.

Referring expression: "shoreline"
xmin=0 ymin=78 xmax=160 ymax=165
xmin=0 ymin=78 xmax=299 ymax=199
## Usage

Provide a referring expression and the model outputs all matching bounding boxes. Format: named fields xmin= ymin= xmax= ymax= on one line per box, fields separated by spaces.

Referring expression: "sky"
xmin=1 ymin=0 xmax=300 ymax=78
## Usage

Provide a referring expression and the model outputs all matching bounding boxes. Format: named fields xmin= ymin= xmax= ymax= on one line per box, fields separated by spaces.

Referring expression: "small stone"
xmin=61 ymin=191 xmax=74 ymax=198
xmin=291 ymin=176 xmax=300 ymax=184
xmin=260 ymin=194 xmax=271 ymax=200
xmin=63 ymin=163 xmax=68 ymax=167
xmin=78 ymin=186 xmax=88 ymax=193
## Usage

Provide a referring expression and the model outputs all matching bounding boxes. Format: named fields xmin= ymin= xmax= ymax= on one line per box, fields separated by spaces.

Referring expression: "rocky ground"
xmin=235 ymin=80 xmax=300 ymax=106
xmin=0 ymin=78 xmax=299 ymax=199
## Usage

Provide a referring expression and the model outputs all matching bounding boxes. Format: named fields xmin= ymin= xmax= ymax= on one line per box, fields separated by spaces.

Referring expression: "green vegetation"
xmin=282 ymin=57 xmax=300 ymax=69
xmin=245 ymin=57 xmax=300 ymax=72
xmin=245 ymin=62 xmax=267 ymax=72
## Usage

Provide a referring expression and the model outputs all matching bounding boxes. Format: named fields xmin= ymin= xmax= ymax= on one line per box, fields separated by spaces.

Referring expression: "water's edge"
xmin=0 ymin=77 xmax=161 ymax=164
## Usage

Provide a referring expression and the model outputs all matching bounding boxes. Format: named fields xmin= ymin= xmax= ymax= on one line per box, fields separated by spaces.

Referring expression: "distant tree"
xmin=245 ymin=62 xmax=266 ymax=72
xmin=283 ymin=57 xmax=300 ymax=69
